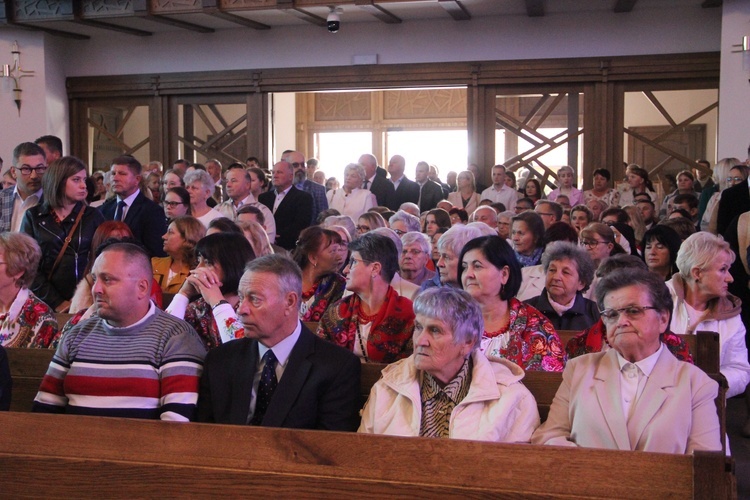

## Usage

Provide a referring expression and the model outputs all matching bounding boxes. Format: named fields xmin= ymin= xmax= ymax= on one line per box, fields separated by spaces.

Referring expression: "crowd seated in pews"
xmin=1 ymin=145 xmax=749 ymax=472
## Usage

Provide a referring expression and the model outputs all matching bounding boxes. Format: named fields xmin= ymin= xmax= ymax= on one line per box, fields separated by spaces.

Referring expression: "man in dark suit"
xmin=258 ymin=160 xmax=313 ymax=250
xmin=388 ymin=154 xmax=420 ymax=209
xmin=99 ymin=155 xmax=167 ymax=257
xmin=285 ymin=150 xmax=328 ymax=224
xmin=197 ymin=254 xmax=361 ymax=430
xmin=717 ymin=173 xmax=750 ymax=236
xmin=429 ymin=164 xmax=451 ymax=199
xmin=415 ymin=161 xmax=445 ymax=212
xmin=359 ymin=153 xmax=396 ymax=210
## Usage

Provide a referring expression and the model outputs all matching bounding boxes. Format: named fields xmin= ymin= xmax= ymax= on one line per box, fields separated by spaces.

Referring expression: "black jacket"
xmin=524 ymin=289 xmax=601 ymax=332
xmin=21 ymin=201 xmax=105 ymax=309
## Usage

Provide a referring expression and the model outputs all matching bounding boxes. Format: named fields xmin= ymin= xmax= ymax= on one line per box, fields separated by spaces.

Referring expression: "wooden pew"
xmin=6 ymin=348 xmax=54 ymax=412
xmin=0 ymin=412 xmax=734 ymax=499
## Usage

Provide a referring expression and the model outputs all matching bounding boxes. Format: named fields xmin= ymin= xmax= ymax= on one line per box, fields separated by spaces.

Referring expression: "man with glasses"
xmin=399 ymin=232 xmax=435 ymax=287
xmin=283 ymin=150 xmax=327 ymax=225
xmin=534 ymin=200 xmax=563 ymax=229
xmin=0 ymin=142 xmax=46 ymax=233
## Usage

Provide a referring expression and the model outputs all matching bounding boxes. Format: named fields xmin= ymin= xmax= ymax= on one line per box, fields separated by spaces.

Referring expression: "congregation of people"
xmin=2 ymin=134 xmax=750 ymax=456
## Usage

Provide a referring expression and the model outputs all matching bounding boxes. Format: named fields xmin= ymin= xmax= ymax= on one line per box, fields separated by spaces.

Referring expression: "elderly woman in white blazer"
xmin=326 ymin=162 xmax=376 ymax=221
xmin=359 ymin=287 xmax=539 ymax=442
xmin=532 ymin=268 xmax=721 ymax=453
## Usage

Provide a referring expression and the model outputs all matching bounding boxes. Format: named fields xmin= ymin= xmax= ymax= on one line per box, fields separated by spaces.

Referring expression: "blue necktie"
xmin=114 ymin=200 xmax=127 ymax=221
xmin=251 ymin=350 xmax=278 ymax=426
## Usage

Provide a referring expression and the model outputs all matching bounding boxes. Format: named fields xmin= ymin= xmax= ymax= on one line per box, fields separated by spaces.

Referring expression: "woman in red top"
xmin=318 ymin=232 xmax=414 ymax=363
xmin=459 ymin=235 xmax=564 ymax=372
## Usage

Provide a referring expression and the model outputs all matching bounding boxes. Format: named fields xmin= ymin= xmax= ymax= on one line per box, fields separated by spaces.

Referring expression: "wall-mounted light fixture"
xmin=1 ymin=41 xmax=35 ymax=116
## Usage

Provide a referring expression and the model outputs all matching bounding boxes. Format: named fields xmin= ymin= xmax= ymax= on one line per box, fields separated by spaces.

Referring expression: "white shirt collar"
xmin=117 ymin=188 xmax=140 ymax=206
xmin=258 ymin=319 xmax=302 ymax=369
xmin=615 ymin=342 xmax=663 ymax=376
xmin=13 ymin=185 xmax=43 ymax=201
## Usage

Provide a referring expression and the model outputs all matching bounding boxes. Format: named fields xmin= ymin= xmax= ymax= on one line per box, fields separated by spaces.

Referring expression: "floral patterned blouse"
xmin=300 ymin=273 xmax=346 ymax=322
xmin=480 ymin=297 xmax=565 ymax=372
xmin=565 ymin=318 xmax=693 ymax=363
xmin=185 ymin=297 xmax=244 ymax=351
xmin=0 ymin=288 xmax=59 ymax=349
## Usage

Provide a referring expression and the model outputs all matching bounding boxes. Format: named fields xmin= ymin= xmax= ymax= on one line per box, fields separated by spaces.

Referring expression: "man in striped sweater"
xmin=33 ymin=242 xmax=206 ymax=421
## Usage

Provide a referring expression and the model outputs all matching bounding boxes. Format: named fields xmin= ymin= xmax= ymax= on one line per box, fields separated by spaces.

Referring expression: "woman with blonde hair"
xmin=667 ymin=232 xmax=750 ymax=399
xmin=0 ymin=232 xmax=58 ymax=348
xmin=152 ymin=215 xmax=206 ymax=294
xmin=623 ymin=205 xmax=646 ymax=248
xmin=548 ymin=165 xmax=583 ymax=207
xmin=236 ymin=220 xmax=274 ymax=257
xmin=356 ymin=211 xmax=386 ymax=237
xmin=326 ymin=163 xmax=376 ymax=220
xmin=448 ymin=170 xmax=481 ymax=215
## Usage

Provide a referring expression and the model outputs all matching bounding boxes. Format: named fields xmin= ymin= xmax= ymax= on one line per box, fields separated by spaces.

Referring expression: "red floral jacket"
xmin=565 ymin=318 xmax=693 ymax=363
xmin=482 ymin=298 xmax=565 ymax=372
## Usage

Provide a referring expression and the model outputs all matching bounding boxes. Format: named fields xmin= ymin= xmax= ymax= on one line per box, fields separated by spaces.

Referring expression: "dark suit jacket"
xmin=418 ymin=180 xmax=446 ymax=212
xmin=99 ymin=191 xmax=167 ymax=257
xmin=369 ymin=174 xmax=396 ymax=210
xmin=717 ymin=182 xmax=750 ymax=236
xmin=393 ymin=176 xmax=420 ymax=209
xmin=196 ymin=325 xmax=361 ymax=431
xmin=258 ymin=186 xmax=313 ymax=250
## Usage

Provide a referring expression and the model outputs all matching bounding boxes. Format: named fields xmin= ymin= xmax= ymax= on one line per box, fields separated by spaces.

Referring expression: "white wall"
xmin=55 ymin=5 xmax=721 ymax=77
xmin=0 ymin=32 xmax=51 ymax=170
xmin=272 ymin=93 xmax=297 ymax=162
xmin=718 ymin=0 xmax=750 ymax=161
xmin=0 ymin=4 xmax=726 ymax=169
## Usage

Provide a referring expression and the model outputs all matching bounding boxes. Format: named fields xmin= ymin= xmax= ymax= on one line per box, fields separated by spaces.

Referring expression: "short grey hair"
xmin=244 ymin=254 xmax=302 ymax=308
xmin=676 ymin=232 xmax=735 ymax=281
xmin=437 ymin=224 xmax=488 ymax=257
xmin=371 ymin=227 xmax=402 ymax=254
xmin=389 ymin=210 xmax=420 ymax=232
xmin=471 ymin=206 xmax=498 ymax=224
xmin=465 ymin=222 xmax=497 ymax=237
xmin=184 ymin=169 xmax=214 ymax=192
xmin=399 ymin=202 xmax=420 ymax=216
xmin=401 ymin=231 xmax=430 ymax=254
xmin=344 ymin=163 xmax=366 ymax=184
xmin=323 ymin=215 xmax=356 ymax=240
xmin=413 ymin=287 xmax=483 ymax=350
xmin=595 ymin=268 xmax=673 ymax=315
xmin=541 ymin=241 xmax=596 ymax=291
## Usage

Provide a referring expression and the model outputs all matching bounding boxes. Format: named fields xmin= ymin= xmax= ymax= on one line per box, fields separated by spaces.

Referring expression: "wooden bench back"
xmin=0 ymin=412 xmax=733 ymax=499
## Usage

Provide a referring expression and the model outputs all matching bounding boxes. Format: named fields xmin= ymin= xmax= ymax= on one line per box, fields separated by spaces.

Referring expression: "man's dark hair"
xmin=111 ymin=155 xmax=142 ymax=176
xmin=35 ymin=135 xmax=63 ymax=155
xmin=672 ymin=193 xmax=699 ymax=210
xmin=13 ymin=142 xmax=45 ymax=165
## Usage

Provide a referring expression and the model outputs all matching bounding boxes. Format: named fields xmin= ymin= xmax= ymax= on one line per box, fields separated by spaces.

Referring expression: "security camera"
xmin=327 ymin=7 xmax=341 ymax=33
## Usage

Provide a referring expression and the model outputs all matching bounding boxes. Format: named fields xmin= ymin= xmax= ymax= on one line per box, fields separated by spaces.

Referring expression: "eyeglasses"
xmin=356 ymin=225 xmax=370 ymax=232
xmin=727 ymin=177 xmax=744 ymax=183
xmin=401 ymin=249 xmax=424 ymax=256
xmin=163 ymin=201 xmax=185 ymax=208
xmin=392 ymin=228 xmax=406 ymax=236
xmin=15 ymin=164 xmax=47 ymax=176
xmin=536 ymin=212 xmax=555 ymax=217
xmin=290 ymin=162 xmax=305 ymax=169
xmin=348 ymin=256 xmax=370 ymax=268
xmin=579 ymin=239 xmax=607 ymax=249
xmin=599 ymin=305 xmax=659 ymax=324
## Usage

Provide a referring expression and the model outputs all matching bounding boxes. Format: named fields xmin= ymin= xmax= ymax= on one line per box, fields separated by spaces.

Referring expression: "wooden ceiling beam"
xmin=525 ymin=0 xmax=544 ymax=17
xmin=355 ymin=1 xmax=401 ymax=24
xmin=438 ymin=0 xmax=470 ymax=21
xmin=277 ymin=0 xmax=327 ymax=26
xmin=208 ymin=11 xmax=271 ymax=30
xmin=614 ymin=0 xmax=637 ymax=13
xmin=701 ymin=0 xmax=722 ymax=7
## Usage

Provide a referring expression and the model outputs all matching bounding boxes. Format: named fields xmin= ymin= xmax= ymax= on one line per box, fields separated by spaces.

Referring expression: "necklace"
xmin=355 ymin=321 xmax=370 ymax=363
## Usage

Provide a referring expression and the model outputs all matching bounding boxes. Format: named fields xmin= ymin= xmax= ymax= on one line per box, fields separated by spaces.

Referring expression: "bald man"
xmin=32 ymin=242 xmax=206 ymax=420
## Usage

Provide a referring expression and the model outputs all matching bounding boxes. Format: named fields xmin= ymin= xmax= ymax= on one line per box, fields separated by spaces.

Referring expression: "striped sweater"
xmin=32 ymin=308 xmax=206 ymax=421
